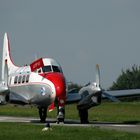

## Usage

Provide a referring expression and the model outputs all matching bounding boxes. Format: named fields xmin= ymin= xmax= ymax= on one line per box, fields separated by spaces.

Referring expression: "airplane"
xmin=0 ymin=33 xmax=140 ymax=124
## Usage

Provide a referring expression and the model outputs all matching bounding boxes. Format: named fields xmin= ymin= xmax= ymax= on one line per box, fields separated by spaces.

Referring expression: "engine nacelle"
xmin=77 ymin=82 xmax=102 ymax=110
xmin=0 ymin=81 xmax=9 ymax=104
xmin=0 ymin=95 xmax=8 ymax=104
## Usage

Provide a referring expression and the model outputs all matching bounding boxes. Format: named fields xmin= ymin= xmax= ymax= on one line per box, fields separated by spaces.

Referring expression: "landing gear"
xmin=38 ymin=107 xmax=47 ymax=123
xmin=78 ymin=109 xmax=89 ymax=124
xmin=57 ymin=107 xmax=65 ymax=124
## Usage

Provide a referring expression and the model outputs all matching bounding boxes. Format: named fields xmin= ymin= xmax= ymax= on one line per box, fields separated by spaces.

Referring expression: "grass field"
xmin=0 ymin=102 xmax=140 ymax=140
xmin=0 ymin=122 xmax=140 ymax=140
xmin=0 ymin=102 xmax=140 ymax=123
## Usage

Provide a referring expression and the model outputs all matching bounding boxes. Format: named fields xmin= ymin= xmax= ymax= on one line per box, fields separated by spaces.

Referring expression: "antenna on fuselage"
xmin=34 ymin=53 xmax=38 ymax=61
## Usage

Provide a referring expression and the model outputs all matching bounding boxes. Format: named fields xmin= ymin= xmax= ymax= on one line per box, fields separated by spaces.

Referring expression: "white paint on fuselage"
xmin=7 ymin=58 xmax=59 ymax=107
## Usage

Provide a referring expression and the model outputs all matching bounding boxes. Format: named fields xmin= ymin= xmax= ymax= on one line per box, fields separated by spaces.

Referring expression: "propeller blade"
xmin=96 ymin=64 xmax=100 ymax=87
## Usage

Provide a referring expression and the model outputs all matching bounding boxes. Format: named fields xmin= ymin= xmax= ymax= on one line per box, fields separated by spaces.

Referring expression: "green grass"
xmin=0 ymin=122 xmax=140 ymax=140
xmin=0 ymin=102 xmax=140 ymax=139
xmin=0 ymin=102 xmax=140 ymax=123
xmin=88 ymin=102 xmax=140 ymax=123
xmin=0 ymin=104 xmax=38 ymax=117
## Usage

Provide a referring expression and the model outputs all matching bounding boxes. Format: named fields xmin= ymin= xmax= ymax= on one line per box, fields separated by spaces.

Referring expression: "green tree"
xmin=110 ymin=65 xmax=140 ymax=90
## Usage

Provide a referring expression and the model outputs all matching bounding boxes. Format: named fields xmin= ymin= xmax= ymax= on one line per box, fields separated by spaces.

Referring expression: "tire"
xmin=38 ymin=107 xmax=47 ymax=123
xmin=78 ymin=109 xmax=89 ymax=124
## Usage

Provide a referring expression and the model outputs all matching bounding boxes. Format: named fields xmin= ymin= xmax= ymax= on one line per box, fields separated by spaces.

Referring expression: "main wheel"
xmin=38 ymin=107 xmax=47 ymax=123
xmin=78 ymin=109 xmax=89 ymax=124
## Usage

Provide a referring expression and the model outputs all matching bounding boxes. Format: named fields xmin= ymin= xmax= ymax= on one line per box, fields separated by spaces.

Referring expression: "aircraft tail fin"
xmin=1 ymin=33 xmax=17 ymax=81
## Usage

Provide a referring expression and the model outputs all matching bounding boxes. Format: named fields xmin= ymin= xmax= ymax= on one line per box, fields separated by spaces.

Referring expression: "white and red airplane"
xmin=0 ymin=33 xmax=103 ymax=123
xmin=0 ymin=33 xmax=69 ymax=123
xmin=0 ymin=33 xmax=140 ymax=124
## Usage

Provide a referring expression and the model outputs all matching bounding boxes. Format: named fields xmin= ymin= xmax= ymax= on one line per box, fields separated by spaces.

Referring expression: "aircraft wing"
xmin=66 ymin=92 xmax=81 ymax=103
xmin=66 ymin=89 xmax=140 ymax=103
xmin=66 ymin=64 xmax=140 ymax=104
xmin=102 ymin=89 xmax=140 ymax=99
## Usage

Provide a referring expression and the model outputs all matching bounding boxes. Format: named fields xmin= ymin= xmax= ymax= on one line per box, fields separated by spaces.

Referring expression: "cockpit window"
xmin=41 ymin=65 xmax=61 ymax=73
xmin=42 ymin=66 xmax=52 ymax=73
xmin=38 ymin=68 xmax=42 ymax=73
xmin=52 ymin=65 xmax=61 ymax=72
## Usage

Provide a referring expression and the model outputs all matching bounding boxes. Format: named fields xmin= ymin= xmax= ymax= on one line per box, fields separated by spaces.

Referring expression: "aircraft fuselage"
xmin=8 ymin=58 xmax=66 ymax=108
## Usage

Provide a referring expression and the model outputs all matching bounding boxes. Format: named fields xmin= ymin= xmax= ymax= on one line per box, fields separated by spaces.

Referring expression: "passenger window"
xmin=26 ymin=75 xmax=30 ymax=83
xmin=22 ymin=75 xmax=26 ymax=83
xmin=18 ymin=76 xmax=22 ymax=84
xmin=14 ymin=76 xmax=18 ymax=84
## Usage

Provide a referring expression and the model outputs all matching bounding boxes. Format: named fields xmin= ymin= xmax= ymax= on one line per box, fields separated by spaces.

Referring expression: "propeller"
xmin=95 ymin=64 xmax=100 ymax=88
xmin=95 ymin=64 xmax=120 ymax=102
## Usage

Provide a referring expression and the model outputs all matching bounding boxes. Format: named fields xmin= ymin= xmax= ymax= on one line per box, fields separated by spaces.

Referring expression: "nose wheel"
xmin=57 ymin=107 xmax=65 ymax=124
xmin=38 ymin=107 xmax=47 ymax=123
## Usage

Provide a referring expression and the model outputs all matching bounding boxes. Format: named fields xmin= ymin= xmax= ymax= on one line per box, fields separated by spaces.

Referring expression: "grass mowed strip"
xmin=0 ymin=102 xmax=140 ymax=140
xmin=0 ymin=105 xmax=38 ymax=117
xmin=0 ymin=102 xmax=140 ymax=123
xmin=0 ymin=122 xmax=140 ymax=140
xmin=88 ymin=102 xmax=140 ymax=123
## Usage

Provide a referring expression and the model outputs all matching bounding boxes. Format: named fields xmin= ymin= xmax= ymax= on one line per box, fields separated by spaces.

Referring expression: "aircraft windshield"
xmin=52 ymin=65 xmax=61 ymax=72
xmin=42 ymin=66 xmax=52 ymax=73
xmin=42 ymin=65 xmax=61 ymax=73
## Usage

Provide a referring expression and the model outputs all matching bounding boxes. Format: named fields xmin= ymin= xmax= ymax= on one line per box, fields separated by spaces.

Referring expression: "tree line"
xmin=69 ymin=65 xmax=140 ymax=91
xmin=110 ymin=65 xmax=140 ymax=90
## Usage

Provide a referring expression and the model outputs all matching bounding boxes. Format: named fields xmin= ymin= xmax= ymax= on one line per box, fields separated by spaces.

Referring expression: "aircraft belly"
xmin=9 ymin=84 xmax=54 ymax=107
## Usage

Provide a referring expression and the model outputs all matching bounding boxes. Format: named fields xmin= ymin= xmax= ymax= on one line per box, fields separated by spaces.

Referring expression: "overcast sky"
xmin=0 ymin=0 xmax=140 ymax=89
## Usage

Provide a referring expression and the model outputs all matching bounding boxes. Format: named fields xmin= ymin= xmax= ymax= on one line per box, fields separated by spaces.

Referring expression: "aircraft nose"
xmin=46 ymin=73 xmax=66 ymax=105
xmin=55 ymin=80 xmax=65 ymax=97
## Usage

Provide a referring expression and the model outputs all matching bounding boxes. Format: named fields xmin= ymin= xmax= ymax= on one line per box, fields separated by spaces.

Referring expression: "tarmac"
xmin=0 ymin=116 xmax=140 ymax=133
